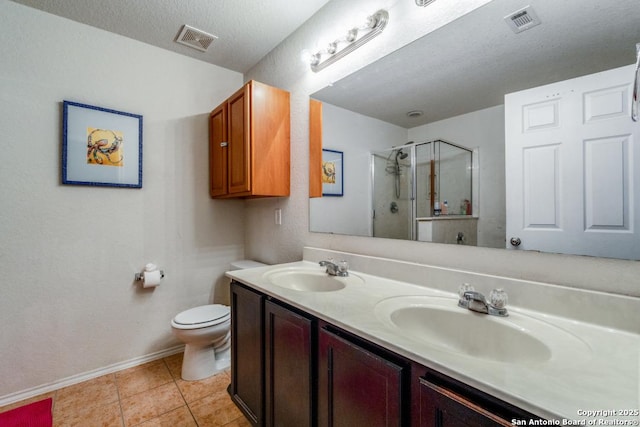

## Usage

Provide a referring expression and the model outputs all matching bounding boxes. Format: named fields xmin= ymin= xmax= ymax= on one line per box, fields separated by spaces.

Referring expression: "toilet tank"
xmin=229 ymin=260 xmax=267 ymax=270
xmin=218 ymin=260 xmax=267 ymax=306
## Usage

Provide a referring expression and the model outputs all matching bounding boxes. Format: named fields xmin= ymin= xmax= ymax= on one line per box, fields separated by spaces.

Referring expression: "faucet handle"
xmin=458 ymin=283 xmax=475 ymax=299
xmin=338 ymin=260 xmax=349 ymax=272
xmin=489 ymin=288 xmax=508 ymax=309
xmin=319 ymin=258 xmax=334 ymax=267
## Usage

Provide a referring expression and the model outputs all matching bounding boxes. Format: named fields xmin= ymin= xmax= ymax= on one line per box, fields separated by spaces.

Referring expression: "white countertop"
xmin=416 ymin=215 xmax=478 ymax=221
xmin=226 ymin=260 xmax=640 ymax=423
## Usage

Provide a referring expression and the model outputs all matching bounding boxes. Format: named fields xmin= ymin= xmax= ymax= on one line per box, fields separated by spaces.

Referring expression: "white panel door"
xmin=505 ymin=64 xmax=639 ymax=259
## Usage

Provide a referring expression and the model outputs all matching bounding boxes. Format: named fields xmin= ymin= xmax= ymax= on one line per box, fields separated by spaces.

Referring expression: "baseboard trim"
xmin=0 ymin=345 xmax=185 ymax=407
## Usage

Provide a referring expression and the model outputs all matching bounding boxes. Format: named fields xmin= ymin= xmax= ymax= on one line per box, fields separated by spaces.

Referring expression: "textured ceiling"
xmin=9 ymin=0 xmax=330 ymax=73
xmin=313 ymin=0 xmax=640 ymax=128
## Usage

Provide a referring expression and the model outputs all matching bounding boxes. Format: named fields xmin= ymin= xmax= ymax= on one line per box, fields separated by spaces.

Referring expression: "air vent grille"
xmin=504 ymin=6 xmax=541 ymax=34
xmin=175 ymin=25 xmax=217 ymax=52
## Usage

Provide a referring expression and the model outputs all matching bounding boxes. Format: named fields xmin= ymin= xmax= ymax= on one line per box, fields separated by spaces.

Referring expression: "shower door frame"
xmin=371 ymin=140 xmax=474 ymax=241
xmin=421 ymin=139 xmax=475 ymax=218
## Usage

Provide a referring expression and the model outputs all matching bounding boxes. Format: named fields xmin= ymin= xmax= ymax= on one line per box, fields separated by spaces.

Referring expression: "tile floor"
xmin=0 ymin=352 xmax=251 ymax=426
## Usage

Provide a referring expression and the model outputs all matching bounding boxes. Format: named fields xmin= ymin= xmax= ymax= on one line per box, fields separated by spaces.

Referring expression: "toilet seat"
xmin=171 ymin=304 xmax=230 ymax=330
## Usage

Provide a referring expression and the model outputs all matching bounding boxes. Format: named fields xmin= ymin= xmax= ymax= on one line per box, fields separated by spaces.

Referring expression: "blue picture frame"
xmin=62 ymin=100 xmax=143 ymax=188
xmin=322 ymin=149 xmax=343 ymax=197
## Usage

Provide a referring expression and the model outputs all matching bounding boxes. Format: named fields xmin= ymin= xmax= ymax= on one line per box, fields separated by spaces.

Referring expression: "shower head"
xmin=396 ymin=149 xmax=408 ymax=160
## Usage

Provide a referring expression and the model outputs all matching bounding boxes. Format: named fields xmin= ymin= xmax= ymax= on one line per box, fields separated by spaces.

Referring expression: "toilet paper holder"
xmin=134 ymin=263 xmax=165 ymax=282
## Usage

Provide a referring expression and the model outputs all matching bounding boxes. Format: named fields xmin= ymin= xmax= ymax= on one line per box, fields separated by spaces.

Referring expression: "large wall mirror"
xmin=310 ymin=0 xmax=640 ymax=260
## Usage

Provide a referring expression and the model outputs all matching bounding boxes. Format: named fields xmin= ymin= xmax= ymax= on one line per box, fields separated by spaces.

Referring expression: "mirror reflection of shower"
xmin=385 ymin=145 xmax=410 ymax=199
xmin=372 ymin=139 xmax=475 ymax=243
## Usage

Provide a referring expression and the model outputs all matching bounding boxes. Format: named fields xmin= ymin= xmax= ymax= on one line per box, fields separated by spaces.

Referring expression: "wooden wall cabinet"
xmin=309 ymin=99 xmax=323 ymax=198
xmin=209 ymin=81 xmax=290 ymax=198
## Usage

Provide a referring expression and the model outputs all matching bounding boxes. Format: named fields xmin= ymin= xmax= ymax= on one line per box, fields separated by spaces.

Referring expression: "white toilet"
xmin=170 ymin=260 xmax=266 ymax=381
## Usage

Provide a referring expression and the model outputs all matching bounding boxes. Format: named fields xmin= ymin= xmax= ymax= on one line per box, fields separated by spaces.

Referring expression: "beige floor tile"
xmin=54 ymin=400 xmax=123 ymax=427
xmin=5 ymin=353 xmax=245 ymax=427
xmin=54 ymin=374 xmax=119 ymax=420
xmin=120 ymin=382 xmax=184 ymax=427
xmin=222 ymin=417 xmax=252 ymax=427
xmin=116 ymin=360 xmax=173 ymax=398
xmin=176 ymin=371 xmax=230 ymax=403
xmin=162 ymin=353 xmax=183 ymax=380
xmin=136 ymin=405 xmax=196 ymax=427
xmin=188 ymin=389 xmax=244 ymax=427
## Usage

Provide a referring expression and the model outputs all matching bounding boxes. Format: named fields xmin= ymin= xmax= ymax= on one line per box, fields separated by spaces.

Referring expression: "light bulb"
xmin=300 ymin=49 xmax=312 ymax=64
xmin=345 ymin=28 xmax=358 ymax=43
xmin=310 ymin=53 xmax=322 ymax=66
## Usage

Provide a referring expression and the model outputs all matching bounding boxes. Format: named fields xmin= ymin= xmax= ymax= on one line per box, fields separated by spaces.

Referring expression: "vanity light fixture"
xmin=309 ymin=9 xmax=389 ymax=73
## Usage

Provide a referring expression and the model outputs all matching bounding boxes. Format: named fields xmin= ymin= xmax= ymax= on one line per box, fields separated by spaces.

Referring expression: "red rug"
xmin=0 ymin=398 xmax=52 ymax=427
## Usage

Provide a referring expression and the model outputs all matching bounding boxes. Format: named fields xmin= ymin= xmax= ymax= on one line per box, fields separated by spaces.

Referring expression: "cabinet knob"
xmin=509 ymin=237 xmax=521 ymax=247
xmin=220 ymin=142 xmax=228 ymax=147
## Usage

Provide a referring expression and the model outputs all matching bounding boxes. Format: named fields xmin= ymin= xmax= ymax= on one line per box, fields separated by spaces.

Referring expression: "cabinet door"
xmin=250 ymin=81 xmax=291 ymax=197
xmin=227 ymin=84 xmax=251 ymax=195
xmin=418 ymin=378 xmax=511 ymax=427
xmin=209 ymin=104 xmax=228 ymax=197
xmin=230 ymin=282 xmax=263 ymax=426
xmin=309 ymin=99 xmax=323 ymax=198
xmin=264 ymin=300 xmax=314 ymax=427
xmin=318 ymin=327 xmax=405 ymax=427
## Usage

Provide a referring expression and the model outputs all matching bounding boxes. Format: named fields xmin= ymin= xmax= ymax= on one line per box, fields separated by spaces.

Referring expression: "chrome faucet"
xmin=458 ymin=287 xmax=508 ymax=317
xmin=319 ymin=259 xmax=349 ymax=277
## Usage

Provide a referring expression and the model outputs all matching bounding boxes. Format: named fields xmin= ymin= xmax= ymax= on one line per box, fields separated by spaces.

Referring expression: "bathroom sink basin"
xmin=375 ymin=295 xmax=590 ymax=364
xmin=263 ymin=267 xmax=363 ymax=292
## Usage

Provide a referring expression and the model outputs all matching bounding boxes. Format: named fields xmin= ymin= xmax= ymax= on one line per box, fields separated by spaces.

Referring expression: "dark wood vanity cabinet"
xmin=231 ymin=281 xmax=314 ymax=427
xmin=318 ymin=324 xmax=408 ymax=427
xmin=230 ymin=282 xmax=264 ymax=426
xmin=230 ymin=280 xmax=540 ymax=427
xmin=264 ymin=300 xmax=314 ymax=427
xmin=418 ymin=379 xmax=511 ymax=426
xmin=413 ymin=368 xmax=539 ymax=427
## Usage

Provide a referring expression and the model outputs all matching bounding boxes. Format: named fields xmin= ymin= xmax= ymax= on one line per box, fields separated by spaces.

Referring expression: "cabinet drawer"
xmin=419 ymin=377 xmax=512 ymax=427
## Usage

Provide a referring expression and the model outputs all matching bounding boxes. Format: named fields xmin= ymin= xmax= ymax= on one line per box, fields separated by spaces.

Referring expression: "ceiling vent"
xmin=175 ymin=25 xmax=217 ymax=52
xmin=504 ymin=6 xmax=541 ymax=34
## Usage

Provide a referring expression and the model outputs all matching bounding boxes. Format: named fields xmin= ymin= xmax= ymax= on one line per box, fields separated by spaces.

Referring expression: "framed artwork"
xmin=322 ymin=149 xmax=343 ymax=196
xmin=62 ymin=100 xmax=143 ymax=188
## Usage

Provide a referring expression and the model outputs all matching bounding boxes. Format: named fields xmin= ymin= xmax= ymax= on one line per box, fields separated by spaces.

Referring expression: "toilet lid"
xmin=173 ymin=304 xmax=230 ymax=326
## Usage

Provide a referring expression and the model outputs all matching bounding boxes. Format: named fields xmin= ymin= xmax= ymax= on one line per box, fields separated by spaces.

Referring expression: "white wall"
xmin=0 ymin=2 xmax=243 ymax=399
xmin=244 ymin=0 xmax=640 ymax=297
xmin=309 ymin=103 xmax=406 ymax=236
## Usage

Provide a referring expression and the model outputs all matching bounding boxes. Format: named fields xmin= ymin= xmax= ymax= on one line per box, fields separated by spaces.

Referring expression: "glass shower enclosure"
xmin=372 ymin=139 xmax=473 ymax=240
